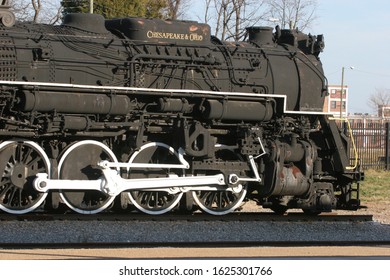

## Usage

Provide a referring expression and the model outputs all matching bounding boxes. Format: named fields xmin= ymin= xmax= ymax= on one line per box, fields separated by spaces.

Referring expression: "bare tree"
xmin=204 ymin=0 xmax=267 ymax=41
xmin=265 ymin=0 xmax=317 ymax=31
xmin=165 ymin=0 xmax=190 ymax=19
xmin=368 ymin=88 xmax=390 ymax=115
xmin=204 ymin=0 xmax=213 ymax=24
xmin=11 ymin=0 xmax=62 ymax=24
xmin=31 ymin=0 xmax=42 ymax=23
xmin=10 ymin=0 xmax=31 ymax=22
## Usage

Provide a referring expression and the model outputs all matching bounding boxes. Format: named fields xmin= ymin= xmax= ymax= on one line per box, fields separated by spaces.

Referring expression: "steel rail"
xmin=0 ymin=212 xmax=374 ymax=222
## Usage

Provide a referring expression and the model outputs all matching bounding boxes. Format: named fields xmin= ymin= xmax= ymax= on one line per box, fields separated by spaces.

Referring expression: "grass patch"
xmin=360 ymin=169 xmax=390 ymax=203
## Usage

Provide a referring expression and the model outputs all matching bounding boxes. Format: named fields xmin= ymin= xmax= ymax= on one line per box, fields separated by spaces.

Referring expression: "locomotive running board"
xmin=0 ymin=80 xmax=333 ymax=115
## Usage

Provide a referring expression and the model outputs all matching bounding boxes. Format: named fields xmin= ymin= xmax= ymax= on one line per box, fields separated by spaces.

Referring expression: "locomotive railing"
xmin=330 ymin=117 xmax=359 ymax=171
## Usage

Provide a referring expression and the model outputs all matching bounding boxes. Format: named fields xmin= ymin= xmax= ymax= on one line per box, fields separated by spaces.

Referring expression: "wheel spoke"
xmin=18 ymin=188 xmax=23 ymax=207
xmin=154 ymin=192 xmax=158 ymax=208
xmin=218 ymin=192 xmax=224 ymax=208
xmin=0 ymin=178 xmax=11 ymax=188
xmin=143 ymin=192 xmax=152 ymax=208
xmin=192 ymin=147 xmax=247 ymax=215
xmin=0 ymin=140 xmax=49 ymax=214
xmin=11 ymin=145 xmax=17 ymax=164
xmin=7 ymin=187 xmax=17 ymax=206
xmin=222 ymin=192 xmax=231 ymax=207
xmin=17 ymin=143 xmax=26 ymax=163
xmin=22 ymin=146 xmax=33 ymax=164
xmin=34 ymin=167 xmax=47 ymax=173
xmin=26 ymin=155 xmax=40 ymax=169
xmin=127 ymin=142 xmax=183 ymax=215
xmin=0 ymin=184 xmax=12 ymax=198
xmin=209 ymin=192 xmax=217 ymax=207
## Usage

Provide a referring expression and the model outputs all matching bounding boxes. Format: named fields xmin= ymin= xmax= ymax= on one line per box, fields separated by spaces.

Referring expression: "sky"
xmin=314 ymin=0 xmax=390 ymax=114
xmin=187 ymin=0 xmax=390 ymax=114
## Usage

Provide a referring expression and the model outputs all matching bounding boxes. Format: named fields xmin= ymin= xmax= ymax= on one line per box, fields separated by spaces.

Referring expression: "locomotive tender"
xmin=0 ymin=11 xmax=362 ymax=215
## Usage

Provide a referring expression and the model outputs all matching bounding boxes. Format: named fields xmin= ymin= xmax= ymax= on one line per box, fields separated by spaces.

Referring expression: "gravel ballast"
xmin=0 ymin=219 xmax=389 ymax=245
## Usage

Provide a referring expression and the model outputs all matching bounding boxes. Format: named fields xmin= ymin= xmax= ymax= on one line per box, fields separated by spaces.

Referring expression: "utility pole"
xmin=339 ymin=66 xmax=344 ymax=118
xmin=339 ymin=66 xmax=354 ymax=118
xmin=90 ymin=0 xmax=93 ymax=14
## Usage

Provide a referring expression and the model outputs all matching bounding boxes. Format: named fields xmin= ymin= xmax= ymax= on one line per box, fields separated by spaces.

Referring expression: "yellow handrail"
xmin=329 ymin=117 xmax=359 ymax=170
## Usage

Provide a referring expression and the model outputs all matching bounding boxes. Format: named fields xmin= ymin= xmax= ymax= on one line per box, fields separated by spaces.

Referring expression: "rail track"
xmin=1 ymin=239 xmax=390 ymax=250
xmin=0 ymin=212 xmax=374 ymax=222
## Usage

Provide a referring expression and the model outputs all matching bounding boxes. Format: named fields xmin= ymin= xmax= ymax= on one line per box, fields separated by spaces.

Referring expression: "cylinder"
xmin=158 ymin=98 xmax=192 ymax=113
xmin=282 ymin=142 xmax=305 ymax=162
xmin=63 ymin=116 xmax=89 ymax=130
xmin=274 ymin=165 xmax=310 ymax=196
xmin=19 ymin=90 xmax=131 ymax=115
xmin=203 ymin=100 xmax=273 ymax=121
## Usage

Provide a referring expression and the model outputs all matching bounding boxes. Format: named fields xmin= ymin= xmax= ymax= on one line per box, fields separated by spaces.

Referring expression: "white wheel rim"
xmin=58 ymin=140 xmax=118 ymax=214
xmin=127 ymin=142 xmax=183 ymax=215
xmin=191 ymin=146 xmax=247 ymax=215
xmin=192 ymin=187 xmax=247 ymax=215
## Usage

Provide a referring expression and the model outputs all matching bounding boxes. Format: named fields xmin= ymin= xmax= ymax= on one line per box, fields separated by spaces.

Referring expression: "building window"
xmin=331 ymin=89 xmax=336 ymax=95
xmin=331 ymin=101 xmax=336 ymax=109
xmin=342 ymin=101 xmax=346 ymax=109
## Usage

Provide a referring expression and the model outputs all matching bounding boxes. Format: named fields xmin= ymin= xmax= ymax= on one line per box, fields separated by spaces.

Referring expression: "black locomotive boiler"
xmin=0 ymin=11 xmax=362 ymax=215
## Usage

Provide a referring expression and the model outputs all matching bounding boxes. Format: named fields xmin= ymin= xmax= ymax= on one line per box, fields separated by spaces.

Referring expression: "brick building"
xmin=323 ymin=85 xmax=348 ymax=117
xmin=378 ymin=105 xmax=390 ymax=118
xmin=323 ymin=85 xmax=389 ymax=151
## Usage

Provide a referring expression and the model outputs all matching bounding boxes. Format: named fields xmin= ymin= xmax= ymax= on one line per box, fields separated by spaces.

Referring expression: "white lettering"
xmin=146 ymin=30 xmax=203 ymax=41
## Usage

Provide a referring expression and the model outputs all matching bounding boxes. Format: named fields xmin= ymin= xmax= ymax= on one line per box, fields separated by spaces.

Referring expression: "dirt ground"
xmin=344 ymin=201 xmax=390 ymax=224
xmin=1 ymin=246 xmax=390 ymax=260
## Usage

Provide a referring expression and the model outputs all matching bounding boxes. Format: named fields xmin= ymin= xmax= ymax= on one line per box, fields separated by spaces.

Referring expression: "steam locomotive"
xmin=0 ymin=11 xmax=362 ymax=215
